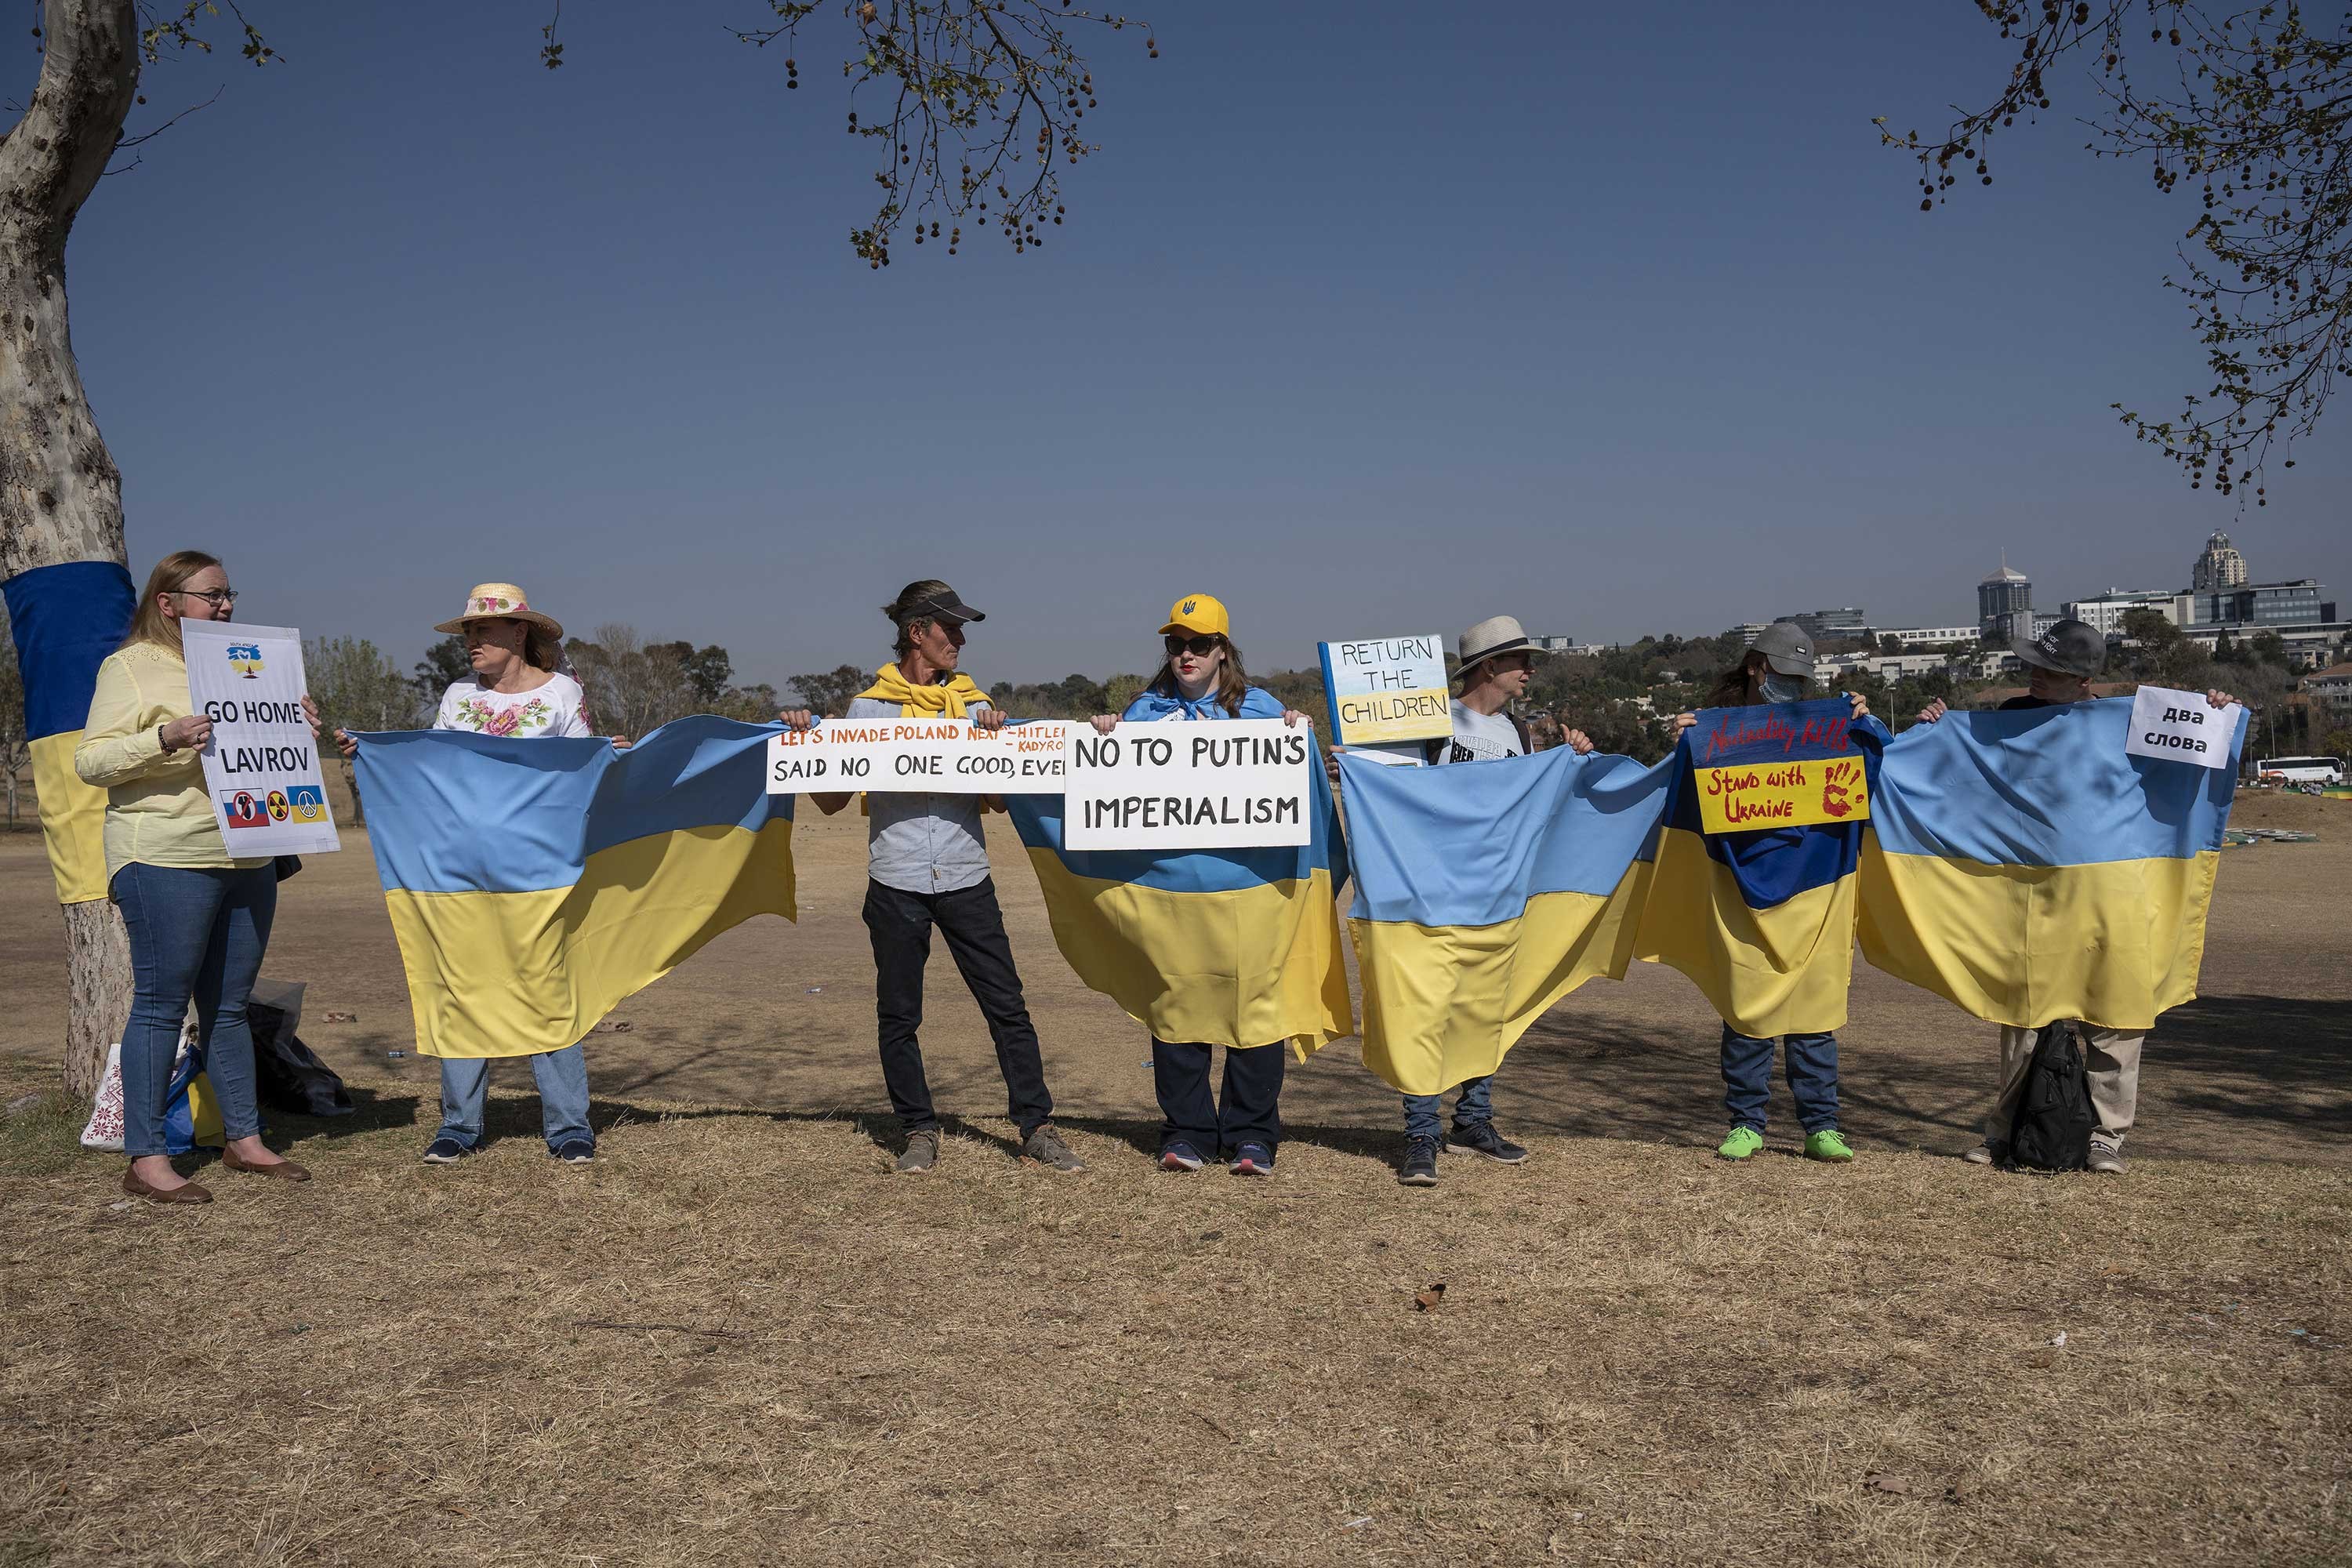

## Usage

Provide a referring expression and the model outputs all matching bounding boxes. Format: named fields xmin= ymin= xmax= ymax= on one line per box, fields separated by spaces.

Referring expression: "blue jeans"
xmin=1401 ymin=1074 xmax=1495 ymax=1142
xmin=111 ymin=862 xmax=278 ymax=1159
xmin=1719 ymin=1025 xmax=1841 ymax=1134
xmin=436 ymin=1044 xmax=592 ymax=1152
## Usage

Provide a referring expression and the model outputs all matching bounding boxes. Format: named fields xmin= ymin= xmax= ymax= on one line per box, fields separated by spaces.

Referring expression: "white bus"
xmin=2252 ymin=756 xmax=2347 ymax=786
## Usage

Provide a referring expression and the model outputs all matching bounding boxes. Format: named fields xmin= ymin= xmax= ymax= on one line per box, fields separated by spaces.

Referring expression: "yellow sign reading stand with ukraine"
xmin=1687 ymin=702 xmax=1871 ymax=834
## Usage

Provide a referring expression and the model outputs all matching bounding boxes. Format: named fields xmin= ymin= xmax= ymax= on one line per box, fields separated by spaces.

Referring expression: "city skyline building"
xmin=2193 ymin=530 xmax=2251 ymax=592
xmin=1977 ymin=555 xmax=2031 ymax=636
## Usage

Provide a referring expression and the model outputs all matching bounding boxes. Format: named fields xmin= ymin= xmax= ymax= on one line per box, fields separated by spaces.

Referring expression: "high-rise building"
xmin=1977 ymin=556 xmax=2031 ymax=634
xmin=2192 ymin=530 xmax=2250 ymax=592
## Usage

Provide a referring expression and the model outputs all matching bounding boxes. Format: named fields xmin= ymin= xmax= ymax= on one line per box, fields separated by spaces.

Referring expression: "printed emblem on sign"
xmin=223 ymin=792 xmax=270 ymax=829
xmin=226 ymin=643 xmax=264 ymax=678
xmin=286 ymin=784 xmax=327 ymax=822
xmin=267 ymin=789 xmax=292 ymax=822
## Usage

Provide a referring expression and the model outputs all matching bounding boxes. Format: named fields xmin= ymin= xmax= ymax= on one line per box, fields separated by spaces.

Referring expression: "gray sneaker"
xmin=1021 ymin=1123 xmax=1086 ymax=1173
xmin=1963 ymin=1140 xmax=2006 ymax=1166
xmin=895 ymin=1130 xmax=940 ymax=1174
xmin=2088 ymin=1140 xmax=2126 ymax=1175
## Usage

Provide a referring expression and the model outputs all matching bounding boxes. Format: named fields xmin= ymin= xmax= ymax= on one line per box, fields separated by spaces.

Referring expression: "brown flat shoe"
xmin=220 ymin=1149 xmax=311 ymax=1182
xmin=122 ymin=1169 xmax=212 ymax=1205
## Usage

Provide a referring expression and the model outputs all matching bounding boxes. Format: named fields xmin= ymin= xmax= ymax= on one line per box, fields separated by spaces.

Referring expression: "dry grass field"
xmin=1 ymin=793 xmax=2347 ymax=1566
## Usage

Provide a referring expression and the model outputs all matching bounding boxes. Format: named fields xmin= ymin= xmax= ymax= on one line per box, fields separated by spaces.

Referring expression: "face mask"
xmin=1759 ymin=671 xmax=1806 ymax=704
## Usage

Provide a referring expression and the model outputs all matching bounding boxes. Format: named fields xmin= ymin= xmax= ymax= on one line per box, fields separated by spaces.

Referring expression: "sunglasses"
xmin=1164 ymin=633 xmax=1221 ymax=657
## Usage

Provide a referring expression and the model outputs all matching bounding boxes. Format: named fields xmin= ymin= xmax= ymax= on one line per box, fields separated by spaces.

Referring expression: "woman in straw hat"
xmin=1087 ymin=592 xmax=1308 ymax=1178
xmin=337 ymin=583 xmax=610 ymax=1165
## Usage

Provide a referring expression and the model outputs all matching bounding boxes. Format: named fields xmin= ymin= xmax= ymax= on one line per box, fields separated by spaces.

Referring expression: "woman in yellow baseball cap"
xmin=1088 ymin=593 xmax=1307 ymax=1176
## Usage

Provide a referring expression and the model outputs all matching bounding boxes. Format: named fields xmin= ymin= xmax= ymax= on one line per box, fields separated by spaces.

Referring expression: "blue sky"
xmin=47 ymin=2 xmax=2350 ymax=688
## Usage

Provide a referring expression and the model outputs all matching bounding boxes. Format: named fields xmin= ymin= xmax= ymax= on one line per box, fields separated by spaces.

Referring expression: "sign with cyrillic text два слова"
xmin=1062 ymin=718 xmax=1315 ymax=851
xmin=1686 ymin=698 xmax=1871 ymax=834
xmin=2125 ymin=686 xmax=2241 ymax=771
xmin=765 ymin=717 xmax=1069 ymax=794
xmin=181 ymin=619 xmax=340 ymax=855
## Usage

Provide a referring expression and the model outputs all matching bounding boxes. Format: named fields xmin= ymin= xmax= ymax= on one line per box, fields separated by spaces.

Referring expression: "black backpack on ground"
xmin=2007 ymin=1022 xmax=2093 ymax=1172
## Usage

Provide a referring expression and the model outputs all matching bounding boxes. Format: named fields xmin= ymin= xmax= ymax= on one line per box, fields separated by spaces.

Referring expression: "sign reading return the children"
xmin=1317 ymin=633 xmax=1451 ymax=747
xmin=1687 ymin=697 xmax=1871 ymax=834
xmin=180 ymin=619 xmax=341 ymax=856
xmin=765 ymin=717 xmax=1069 ymax=794
xmin=1064 ymin=718 xmax=1316 ymax=851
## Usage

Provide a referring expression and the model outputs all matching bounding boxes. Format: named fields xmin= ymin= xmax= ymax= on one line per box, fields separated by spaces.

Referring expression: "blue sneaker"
xmin=551 ymin=1139 xmax=596 ymax=1164
xmin=1159 ymin=1142 xmax=1205 ymax=1172
xmin=421 ymin=1136 xmax=470 ymax=1165
xmin=1229 ymin=1142 xmax=1275 ymax=1178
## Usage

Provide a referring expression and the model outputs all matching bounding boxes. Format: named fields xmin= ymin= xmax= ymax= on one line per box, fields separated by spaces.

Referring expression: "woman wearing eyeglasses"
xmin=1087 ymin=593 xmax=1307 ymax=1177
xmin=74 ymin=551 xmax=320 ymax=1203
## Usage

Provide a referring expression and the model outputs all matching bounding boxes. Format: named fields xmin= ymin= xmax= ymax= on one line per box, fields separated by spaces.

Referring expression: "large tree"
xmin=1890 ymin=1 xmax=2352 ymax=499
xmin=1 ymin=0 xmax=1152 ymax=1094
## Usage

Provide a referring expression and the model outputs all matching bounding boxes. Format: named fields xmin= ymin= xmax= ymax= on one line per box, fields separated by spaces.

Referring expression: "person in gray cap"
xmin=777 ymin=579 xmax=1084 ymax=1177
xmin=1670 ymin=620 xmax=1880 ymax=1165
xmin=1914 ymin=618 xmax=2238 ymax=1174
xmin=1394 ymin=615 xmax=1594 ymax=1188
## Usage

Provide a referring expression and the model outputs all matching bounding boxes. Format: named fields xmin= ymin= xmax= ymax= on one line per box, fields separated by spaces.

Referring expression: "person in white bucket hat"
xmin=1392 ymin=615 xmax=1593 ymax=1189
xmin=337 ymin=582 xmax=618 ymax=1167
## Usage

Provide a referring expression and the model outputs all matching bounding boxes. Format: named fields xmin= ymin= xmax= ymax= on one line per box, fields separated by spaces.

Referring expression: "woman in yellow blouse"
xmin=74 ymin=550 xmax=320 ymax=1203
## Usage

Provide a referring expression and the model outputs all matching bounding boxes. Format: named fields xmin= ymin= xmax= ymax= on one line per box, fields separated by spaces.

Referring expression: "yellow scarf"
xmin=858 ymin=662 xmax=989 ymax=718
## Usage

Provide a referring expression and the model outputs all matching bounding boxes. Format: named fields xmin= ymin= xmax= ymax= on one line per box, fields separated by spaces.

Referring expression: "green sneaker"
xmin=1803 ymin=1130 xmax=1855 ymax=1163
xmin=1716 ymin=1126 xmax=1764 ymax=1161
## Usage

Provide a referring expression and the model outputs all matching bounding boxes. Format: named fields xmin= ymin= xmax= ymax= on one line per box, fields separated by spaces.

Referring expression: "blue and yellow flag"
xmin=2 ymin=559 xmax=136 ymax=904
xmin=354 ymin=717 xmax=794 ymax=1058
xmin=1339 ymin=747 xmax=1662 ymax=1094
xmin=1633 ymin=702 xmax=1889 ymax=1040
xmin=1859 ymin=697 xmax=2237 ymax=1031
xmin=1004 ymin=764 xmax=1353 ymax=1054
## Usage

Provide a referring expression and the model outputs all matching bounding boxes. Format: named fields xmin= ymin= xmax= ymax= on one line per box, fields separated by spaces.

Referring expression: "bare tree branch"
xmin=1885 ymin=2 xmax=2352 ymax=503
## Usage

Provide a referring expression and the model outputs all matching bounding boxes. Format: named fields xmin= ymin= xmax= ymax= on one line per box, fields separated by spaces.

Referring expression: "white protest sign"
xmin=766 ymin=716 xmax=1069 ymax=794
xmin=2125 ymin=685 xmax=2241 ymax=771
xmin=180 ymin=620 xmax=340 ymax=855
xmin=1063 ymin=718 xmax=1315 ymax=851
xmin=1318 ymin=633 xmax=1450 ymax=747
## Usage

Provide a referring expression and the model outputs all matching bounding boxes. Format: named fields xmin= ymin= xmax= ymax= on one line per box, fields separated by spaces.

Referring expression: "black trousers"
xmin=863 ymin=877 xmax=1054 ymax=1138
xmin=1152 ymin=1037 xmax=1285 ymax=1158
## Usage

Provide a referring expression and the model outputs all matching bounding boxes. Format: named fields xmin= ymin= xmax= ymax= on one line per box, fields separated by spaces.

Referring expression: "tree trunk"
xmin=1 ymin=0 xmax=142 ymax=1094
xmin=61 ymin=895 xmax=128 ymax=1097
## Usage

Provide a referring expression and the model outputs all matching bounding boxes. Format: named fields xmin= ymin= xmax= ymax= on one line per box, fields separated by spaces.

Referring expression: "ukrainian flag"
xmin=1004 ymin=764 xmax=1353 ymax=1054
xmin=1 ymin=560 xmax=136 ymax=904
xmin=1339 ymin=746 xmax=1664 ymax=1095
xmin=1632 ymin=714 xmax=1890 ymax=1038
xmin=354 ymin=717 xmax=794 ymax=1058
xmin=1859 ymin=697 xmax=2237 ymax=1031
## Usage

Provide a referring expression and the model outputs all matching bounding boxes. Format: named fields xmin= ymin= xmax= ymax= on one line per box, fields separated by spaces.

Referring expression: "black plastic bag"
xmin=249 ymin=1000 xmax=354 ymax=1118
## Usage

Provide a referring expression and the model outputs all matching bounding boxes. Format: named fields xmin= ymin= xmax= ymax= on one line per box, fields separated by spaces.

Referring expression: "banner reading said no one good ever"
xmin=766 ymin=717 xmax=1069 ymax=794
xmin=1064 ymin=719 xmax=1315 ymax=851
xmin=181 ymin=620 xmax=339 ymax=856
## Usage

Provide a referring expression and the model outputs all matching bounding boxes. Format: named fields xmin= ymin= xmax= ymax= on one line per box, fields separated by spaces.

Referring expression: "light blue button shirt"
xmin=845 ymin=695 xmax=995 ymax=895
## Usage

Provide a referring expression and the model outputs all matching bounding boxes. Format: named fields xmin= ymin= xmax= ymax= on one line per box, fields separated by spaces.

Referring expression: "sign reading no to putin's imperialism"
xmin=1687 ymin=698 xmax=1871 ymax=834
xmin=1318 ymin=634 xmax=1451 ymax=748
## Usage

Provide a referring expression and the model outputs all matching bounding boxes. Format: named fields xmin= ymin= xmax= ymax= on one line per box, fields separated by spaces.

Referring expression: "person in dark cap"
xmin=1670 ymin=620 xmax=1881 ymax=1165
xmin=776 ymin=580 xmax=1083 ymax=1176
xmin=1914 ymin=618 xmax=2237 ymax=1174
